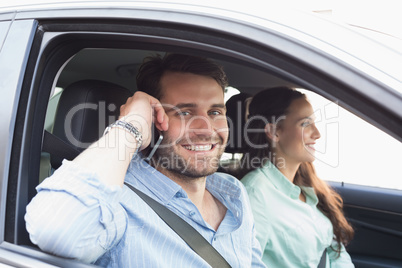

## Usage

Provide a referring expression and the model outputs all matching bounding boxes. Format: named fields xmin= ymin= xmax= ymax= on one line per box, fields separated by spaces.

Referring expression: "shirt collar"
xmin=260 ymin=161 xmax=301 ymax=200
xmin=127 ymin=154 xmax=242 ymax=208
xmin=261 ymin=161 xmax=319 ymax=205
xmin=207 ymin=173 xmax=243 ymax=228
xmin=206 ymin=173 xmax=241 ymax=200
xmin=126 ymin=154 xmax=183 ymax=204
xmin=300 ymin=186 xmax=319 ymax=206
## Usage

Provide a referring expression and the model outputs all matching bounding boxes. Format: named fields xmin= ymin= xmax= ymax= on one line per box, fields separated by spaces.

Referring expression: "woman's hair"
xmin=240 ymin=86 xmax=354 ymax=254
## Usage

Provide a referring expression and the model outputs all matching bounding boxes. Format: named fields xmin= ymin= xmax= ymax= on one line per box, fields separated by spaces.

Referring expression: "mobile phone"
xmin=144 ymin=133 xmax=163 ymax=162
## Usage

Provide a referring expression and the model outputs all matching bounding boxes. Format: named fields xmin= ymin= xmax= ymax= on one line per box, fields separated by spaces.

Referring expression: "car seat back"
xmin=50 ymin=80 xmax=132 ymax=169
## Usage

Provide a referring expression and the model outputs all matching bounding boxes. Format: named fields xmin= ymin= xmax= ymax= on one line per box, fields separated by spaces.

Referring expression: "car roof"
xmin=1 ymin=0 xmax=401 ymax=94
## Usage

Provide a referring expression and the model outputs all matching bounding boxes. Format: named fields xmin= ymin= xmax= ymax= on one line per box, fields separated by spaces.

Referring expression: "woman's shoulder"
xmin=241 ymin=167 xmax=272 ymax=189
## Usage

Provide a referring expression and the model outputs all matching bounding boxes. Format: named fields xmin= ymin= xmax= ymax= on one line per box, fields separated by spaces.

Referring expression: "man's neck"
xmin=157 ymin=167 xmax=226 ymax=231
xmin=157 ymin=167 xmax=208 ymax=207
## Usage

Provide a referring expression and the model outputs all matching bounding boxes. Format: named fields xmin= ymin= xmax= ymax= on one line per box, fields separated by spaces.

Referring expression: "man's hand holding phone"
xmin=119 ymin=91 xmax=169 ymax=151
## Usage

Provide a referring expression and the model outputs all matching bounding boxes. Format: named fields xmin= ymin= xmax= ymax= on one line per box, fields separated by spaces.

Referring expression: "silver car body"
xmin=0 ymin=1 xmax=401 ymax=267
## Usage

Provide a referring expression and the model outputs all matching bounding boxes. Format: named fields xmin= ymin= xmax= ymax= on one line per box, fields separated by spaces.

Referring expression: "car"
xmin=0 ymin=1 xmax=401 ymax=267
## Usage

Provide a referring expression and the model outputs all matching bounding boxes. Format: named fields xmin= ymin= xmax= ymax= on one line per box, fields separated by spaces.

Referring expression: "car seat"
xmin=220 ymin=92 xmax=252 ymax=178
xmin=42 ymin=80 xmax=132 ymax=171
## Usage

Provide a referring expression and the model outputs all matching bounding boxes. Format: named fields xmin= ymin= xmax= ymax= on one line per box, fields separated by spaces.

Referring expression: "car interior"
xmin=40 ymin=48 xmax=298 ymax=181
xmin=42 ymin=51 xmax=402 ymax=268
xmin=5 ymin=19 xmax=402 ymax=268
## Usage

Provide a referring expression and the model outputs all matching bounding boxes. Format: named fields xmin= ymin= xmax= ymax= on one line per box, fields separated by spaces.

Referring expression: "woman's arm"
xmin=327 ymin=241 xmax=355 ymax=268
xmin=243 ymin=185 xmax=271 ymax=251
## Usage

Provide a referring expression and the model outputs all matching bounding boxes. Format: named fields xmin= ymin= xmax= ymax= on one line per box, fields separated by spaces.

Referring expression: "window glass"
xmin=45 ymin=87 xmax=63 ymax=131
xmin=222 ymin=87 xmax=241 ymax=162
xmin=224 ymin=86 xmax=240 ymax=102
xmin=0 ymin=21 xmax=11 ymax=51
xmin=300 ymin=89 xmax=402 ymax=190
xmin=40 ymin=87 xmax=63 ymax=183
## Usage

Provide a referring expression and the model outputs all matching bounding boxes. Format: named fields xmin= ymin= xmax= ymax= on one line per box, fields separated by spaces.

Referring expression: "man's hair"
xmin=136 ymin=53 xmax=228 ymax=99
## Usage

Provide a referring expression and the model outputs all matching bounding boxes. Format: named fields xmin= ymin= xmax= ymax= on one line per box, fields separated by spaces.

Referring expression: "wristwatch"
xmin=103 ymin=120 xmax=143 ymax=148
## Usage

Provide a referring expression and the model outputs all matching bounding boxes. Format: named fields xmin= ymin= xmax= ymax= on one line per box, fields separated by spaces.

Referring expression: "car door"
xmin=331 ymin=182 xmax=402 ymax=268
xmin=0 ymin=2 xmax=401 ymax=267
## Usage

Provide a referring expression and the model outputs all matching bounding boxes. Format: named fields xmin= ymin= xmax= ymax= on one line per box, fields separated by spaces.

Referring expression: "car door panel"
xmin=329 ymin=182 xmax=402 ymax=267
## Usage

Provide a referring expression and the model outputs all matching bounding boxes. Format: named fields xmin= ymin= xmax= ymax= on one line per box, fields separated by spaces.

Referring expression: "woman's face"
xmin=274 ymin=97 xmax=321 ymax=166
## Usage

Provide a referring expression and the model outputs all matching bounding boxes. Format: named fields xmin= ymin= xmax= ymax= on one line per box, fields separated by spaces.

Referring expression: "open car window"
xmin=301 ymin=89 xmax=402 ymax=190
xmin=0 ymin=4 xmax=400 ymax=267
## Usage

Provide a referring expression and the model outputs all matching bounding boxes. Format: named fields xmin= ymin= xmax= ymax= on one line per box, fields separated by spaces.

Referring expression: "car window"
xmin=1 ymin=4 xmax=400 ymax=266
xmin=300 ymin=89 xmax=402 ymax=190
xmin=44 ymin=87 xmax=63 ymax=132
xmin=0 ymin=21 xmax=11 ymax=52
xmin=39 ymin=88 xmax=63 ymax=182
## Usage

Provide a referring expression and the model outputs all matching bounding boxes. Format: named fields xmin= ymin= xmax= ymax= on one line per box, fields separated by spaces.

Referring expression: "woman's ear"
xmin=264 ymin=123 xmax=279 ymax=142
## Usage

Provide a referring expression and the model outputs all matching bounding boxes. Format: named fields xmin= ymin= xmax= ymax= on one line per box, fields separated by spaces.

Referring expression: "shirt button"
xmin=189 ymin=211 xmax=195 ymax=216
xmin=213 ymin=237 xmax=217 ymax=241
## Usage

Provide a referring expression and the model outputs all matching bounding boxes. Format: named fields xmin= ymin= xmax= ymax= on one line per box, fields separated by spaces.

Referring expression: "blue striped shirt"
xmin=25 ymin=155 xmax=265 ymax=267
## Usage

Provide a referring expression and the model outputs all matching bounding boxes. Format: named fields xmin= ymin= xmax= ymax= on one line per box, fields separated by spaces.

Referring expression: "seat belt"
xmin=42 ymin=130 xmax=231 ymax=268
xmin=42 ymin=130 xmax=81 ymax=160
xmin=317 ymin=248 xmax=327 ymax=268
xmin=124 ymin=182 xmax=231 ymax=268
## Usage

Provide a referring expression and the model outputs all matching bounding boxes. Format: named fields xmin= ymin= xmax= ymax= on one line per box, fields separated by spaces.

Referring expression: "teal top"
xmin=241 ymin=161 xmax=354 ymax=268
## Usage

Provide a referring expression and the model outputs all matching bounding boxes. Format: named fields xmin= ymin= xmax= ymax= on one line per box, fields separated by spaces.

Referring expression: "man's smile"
xmin=181 ymin=143 xmax=217 ymax=152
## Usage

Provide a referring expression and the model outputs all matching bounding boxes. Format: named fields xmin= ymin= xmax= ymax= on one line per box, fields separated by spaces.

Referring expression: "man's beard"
xmin=150 ymin=135 xmax=226 ymax=180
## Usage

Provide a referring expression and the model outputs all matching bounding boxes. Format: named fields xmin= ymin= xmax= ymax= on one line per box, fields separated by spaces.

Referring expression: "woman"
xmin=240 ymin=87 xmax=354 ymax=267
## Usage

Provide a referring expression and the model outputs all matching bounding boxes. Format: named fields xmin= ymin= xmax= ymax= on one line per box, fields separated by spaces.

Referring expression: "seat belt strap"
xmin=317 ymin=248 xmax=327 ymax=268
xmin=124 ymin=182 xmax=231 ymax=268
xmin=42 ymin=130 xmax=81 ymax=160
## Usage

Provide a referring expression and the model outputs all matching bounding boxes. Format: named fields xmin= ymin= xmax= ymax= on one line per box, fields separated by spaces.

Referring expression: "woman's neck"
xmin=275 ymin=160 xmax=306 ymax=202
xmin=275 ymin=160 xmax=300 ymax=184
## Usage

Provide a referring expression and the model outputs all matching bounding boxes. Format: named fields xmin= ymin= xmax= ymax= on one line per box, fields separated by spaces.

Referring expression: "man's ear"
xmin=264 ymin=123 xmax=279 ymax=142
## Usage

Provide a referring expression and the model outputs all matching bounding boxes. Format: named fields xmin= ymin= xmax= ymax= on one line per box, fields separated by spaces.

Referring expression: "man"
xmin=25 ymin=54 xmax=265 ymax=267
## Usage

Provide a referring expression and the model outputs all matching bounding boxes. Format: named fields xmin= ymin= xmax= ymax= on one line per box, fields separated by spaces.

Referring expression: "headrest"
xmin=225 ymin=92 xmax=252 ymax=154
xmin=51 ymin=80 xmax=132 ymax=168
